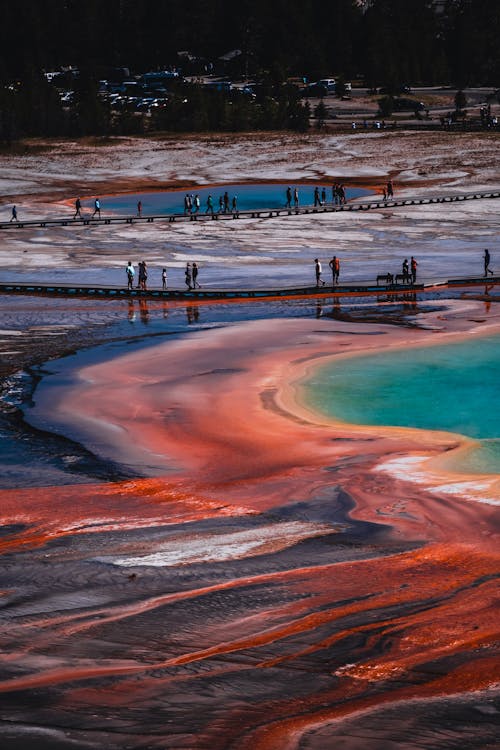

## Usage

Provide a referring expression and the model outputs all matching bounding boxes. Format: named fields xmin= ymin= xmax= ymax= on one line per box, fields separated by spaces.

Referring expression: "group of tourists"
xmin=314 ymin=256 xmax=341 ymax=287
xmin=185 ymin=262 xmax=200 ymax=289
xmin=382 ymin=179 xmax=394 ymax=201
xmin=123 ymin=249 xmax=493 ymax=293
xmin=186 ymin=192 xmax=240 ymax=215
xmin=402 ymin=256 xmax=418 ymax=284
xmin=72 ymin=197 xmax=100 ymax=219
xmin=183 ymin=192 xmax=238 ymax=216
xmin=285 ymin=187 xmax=300 ymax=208
xmin=314 ymin=255 xmax=420 ymax=287
xmin=287 ymin=184 xmax=347 ymax=210
xmin=126 ymin=260 xmax=149 ymax=290
xmin=126 ymin=261 xmax=201 ymax=291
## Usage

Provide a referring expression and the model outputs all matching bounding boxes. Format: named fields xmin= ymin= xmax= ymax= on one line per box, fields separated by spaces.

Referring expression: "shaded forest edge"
xmin=0 ymin=0 xmax=499 ymax=142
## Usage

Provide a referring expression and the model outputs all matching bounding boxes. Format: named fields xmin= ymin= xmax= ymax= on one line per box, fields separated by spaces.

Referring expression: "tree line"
xmin=0 ymin=0 xmax=498 ymax=142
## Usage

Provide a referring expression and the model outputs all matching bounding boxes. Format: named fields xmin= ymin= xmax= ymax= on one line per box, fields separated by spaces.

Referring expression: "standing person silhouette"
xmin=73 ymin=197 xmax=82 ymax=219
xmin=137 ymin=200 xmax=142 ymax=217
xmin=161 ymin=267 xmax=167 ymax=290
xmin=293 ymin=188 xmax=299 ymax=208
xmin=484 ymin=248 xmax=493 ymax=276
xmin=314 ymin=258 xmax=325 ymax=287
xmin=92 ymin=198 xmax=101 ymax=218
xmin=286 ymin=186 xmax=292 ymax=208
xmin=126 ymin=261 xmax=135 ymax=290
xmin=185 ymin=263 xmax=192 ymax=290
xmin=387 ymin=179 xmax=394 ymax=199
xmin=192 ymin=262 xmax=201 ymax=288
xmin=402 ymin=258 xmax=410 ymax=283
xmin=10 ymin=205 xmax=18 ymax=222
xmin=138 ymin=261 xmax=148 ymax=290
xmin=411 ymin=256 xmax=418 ymax=283
xmin=329 ymin=256 xmax=336 ymax=285
xmin=329 ymin=255 xmax=340 ymax=284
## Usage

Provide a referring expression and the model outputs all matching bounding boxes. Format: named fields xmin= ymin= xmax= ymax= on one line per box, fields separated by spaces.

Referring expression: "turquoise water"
xmin=85 ymin=183 xmax=370 ymax=215
xmin=302 ymin=334 xmax=500 ymax=473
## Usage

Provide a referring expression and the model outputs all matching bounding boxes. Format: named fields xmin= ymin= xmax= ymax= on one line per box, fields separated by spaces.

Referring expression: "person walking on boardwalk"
xmin=126 ymin=261 xmax=135 ymax=290
xmin=185 ymin=262 xmax=192 ymax=290
xmin=329 ymin=255 xmax=340 ymax=284
xmin=73 ymin=197 xmax=82 ymax=219
xmin=402 ymin=258 xmax=410 ymax=283
xmin=162 ymin=267 xmax=167 ymax=290
xmin=10 ymin=205 xmax=18 ymax=222
xmin=484 ymin=248 xmax=493 ymax=276
xmin=92 ymin=198 xmax=101 ymax=218
xmin=321 ymin=187 xmax=327 ymax=205
xmin=387 ymin=179 xmax=394 ymax=199
xmin=205 ymin=195 xmax=214 ymax=215
xmin=137 ymin=200 xmax=142 ymax=217
xmin=219 ymin=195 xmax=224 ymax=213
xmin=410 ymin=256 xmax=418 ymax=283
xmin=193 ymin=194 xmax=200 ymax=213
xmin=232 ymin=195 xmax=237 ymax=213
xmin=315 ymin=258 xmax=325 ymax=287
xmin=328 ymin=256 xmax=335 ymax=285
xmin=294 ymin=187 xmax=299 ymax=208
xmin=286 ymin=186 xmax=292 ymax=208
xmin=138 ymin=261 xmax=148 ymax=290
xmin=314 ymin=186 xmax=321 ymax=207
xmin=192 ymin=262 xmax=201 ymax=288
xmin=223 ymin=191 xmax=230 ymax=213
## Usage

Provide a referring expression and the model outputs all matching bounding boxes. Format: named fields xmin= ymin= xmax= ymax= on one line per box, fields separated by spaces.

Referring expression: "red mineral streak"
xmin=0 ymin=301 xmax=498 ymax=747
xmin=0 ymin=478 xmax=256 ymax=555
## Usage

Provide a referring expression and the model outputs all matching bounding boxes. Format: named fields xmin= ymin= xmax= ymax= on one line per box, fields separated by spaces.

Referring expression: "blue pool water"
xmin=84 ymin=183 xmax=370 ymax=215
xmin=302 ymin=334 xmax=500 ymax=473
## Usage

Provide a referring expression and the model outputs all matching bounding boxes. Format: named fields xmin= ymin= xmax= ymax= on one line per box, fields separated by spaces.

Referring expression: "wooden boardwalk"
xmin=1 ymin=189 xmax=500 ymax=231
xmin=0 ymin=277 xmax=497 ymax=302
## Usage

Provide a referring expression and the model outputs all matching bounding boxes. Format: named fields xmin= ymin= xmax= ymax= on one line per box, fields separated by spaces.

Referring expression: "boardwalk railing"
xmin=1 ymin=190 xmax=500 ymax=231
xmin=0 ymin=277 xmax=497 ymax=302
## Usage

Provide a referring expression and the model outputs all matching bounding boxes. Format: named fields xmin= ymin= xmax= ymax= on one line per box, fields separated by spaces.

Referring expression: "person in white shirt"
xmin=126 ymin=261 xmax=135 ymax=290
xmin=315 ymin=258 xmax=325 ymax=287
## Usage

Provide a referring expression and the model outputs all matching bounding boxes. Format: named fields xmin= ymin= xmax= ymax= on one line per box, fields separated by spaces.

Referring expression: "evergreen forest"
xmin=0 ymin=0 xmax=498 ymax=141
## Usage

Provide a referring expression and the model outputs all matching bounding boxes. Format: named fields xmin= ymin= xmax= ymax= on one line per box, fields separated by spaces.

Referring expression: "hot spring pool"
xmin=301 ymin=333 xmax=500 ymax=474
xmin=83 ymin=183 xmax=371 ymax=215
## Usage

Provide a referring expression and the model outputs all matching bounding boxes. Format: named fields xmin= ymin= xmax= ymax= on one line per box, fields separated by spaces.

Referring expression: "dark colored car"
xmin=393 ymin=97 xmax=425 ymax=111
xmin=302 ymin=83 xmax=329 ymax=98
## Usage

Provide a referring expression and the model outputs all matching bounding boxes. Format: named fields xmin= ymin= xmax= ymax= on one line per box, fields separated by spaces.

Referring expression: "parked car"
xmin=393 ymin=97 xmax=425 ymax=111
xmin=303 ymin=83 xmax=329 ymax=98
xmin=317 ymin=78 xmax=336 ymax=93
